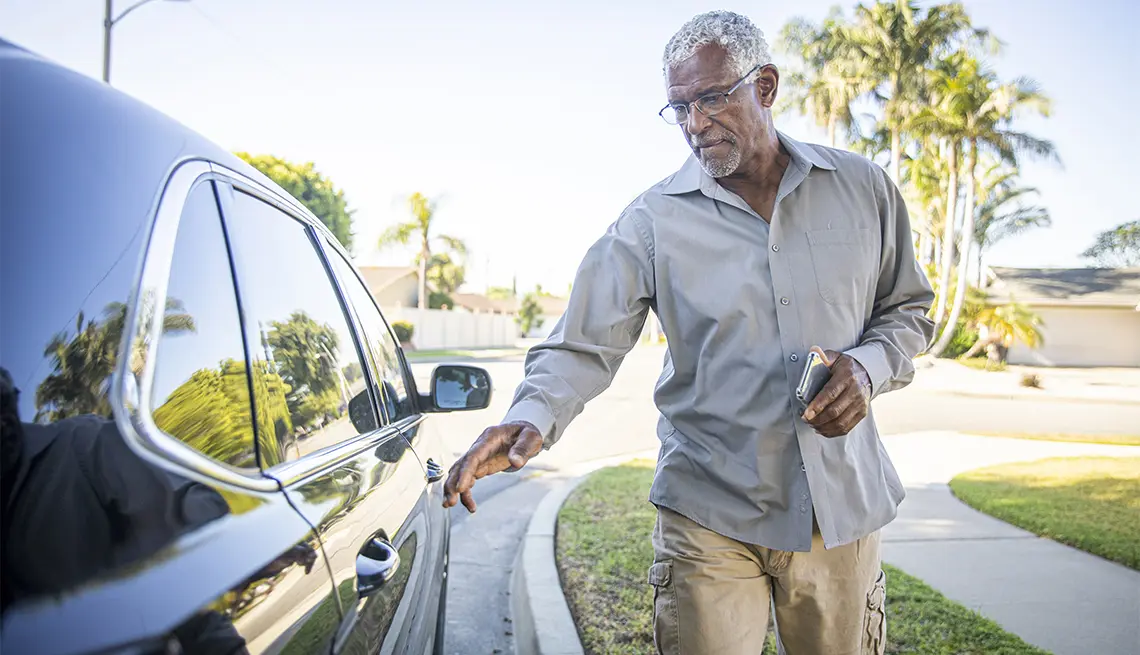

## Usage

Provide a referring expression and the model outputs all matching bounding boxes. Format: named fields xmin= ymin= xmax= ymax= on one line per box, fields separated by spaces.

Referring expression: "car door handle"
xmin=425 ymin=458 xmax=445 ymax=484
xmin=356 ymin=537 xmax=401 ymax=597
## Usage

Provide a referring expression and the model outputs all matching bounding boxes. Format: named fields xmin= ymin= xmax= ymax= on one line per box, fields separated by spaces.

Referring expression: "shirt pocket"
xmin=806 ymin=228 xmax=877 ymax=306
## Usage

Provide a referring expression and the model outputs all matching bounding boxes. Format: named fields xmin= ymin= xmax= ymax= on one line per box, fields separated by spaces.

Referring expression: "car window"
xmin=324 ymin=244 xmax=417 ymax=423
xmin=150 ymin=181 xmax=258 ymax=469
xmin=223 ymin=190 xmax=377 ymax=466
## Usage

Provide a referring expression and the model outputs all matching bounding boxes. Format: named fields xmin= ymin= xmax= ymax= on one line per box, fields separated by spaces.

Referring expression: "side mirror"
xmin=429 ymin=365 xmax=492 ymax=412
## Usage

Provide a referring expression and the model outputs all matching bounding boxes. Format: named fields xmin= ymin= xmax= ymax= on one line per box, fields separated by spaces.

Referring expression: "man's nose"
xmin=685 ymin=105 xmax=713 ymax=138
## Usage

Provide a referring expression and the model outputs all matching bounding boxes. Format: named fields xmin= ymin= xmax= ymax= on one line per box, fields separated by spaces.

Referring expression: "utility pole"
xmin=102 ymin=0 xmax=191 ymax=84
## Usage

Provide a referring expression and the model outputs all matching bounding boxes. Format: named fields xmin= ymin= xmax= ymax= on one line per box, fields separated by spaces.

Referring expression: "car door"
xmin=321 ymin=239 xmax=448 ymax=654
xmin=215 ymin=171 xmax=433 ymax=655
xmin=1 ymin=164 xmax=340 ymax=655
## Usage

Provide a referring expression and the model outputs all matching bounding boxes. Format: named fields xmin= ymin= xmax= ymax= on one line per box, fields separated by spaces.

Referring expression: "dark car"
xmin=0 ymin=39 xmax=490 ymax=655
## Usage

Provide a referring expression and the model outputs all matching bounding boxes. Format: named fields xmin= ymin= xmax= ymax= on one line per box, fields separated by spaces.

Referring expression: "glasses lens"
xmin=697 ymin=94 xmax=728 ymax=115
xmin=661 ymin=105 xmax=686 ymax=125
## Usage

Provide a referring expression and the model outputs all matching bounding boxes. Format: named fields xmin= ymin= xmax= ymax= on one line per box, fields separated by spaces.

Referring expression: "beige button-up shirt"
xmin=505 ymin=132 xmax=935 ymax=551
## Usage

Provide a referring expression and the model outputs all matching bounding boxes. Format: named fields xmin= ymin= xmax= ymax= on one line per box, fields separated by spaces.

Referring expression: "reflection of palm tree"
xmin=35 ymin=299 xmax=195 ymax=422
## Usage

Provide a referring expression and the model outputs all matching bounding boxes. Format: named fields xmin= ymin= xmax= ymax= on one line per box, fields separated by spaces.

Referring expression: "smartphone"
xmin=795 ymin=351 xmax=832 ymax=408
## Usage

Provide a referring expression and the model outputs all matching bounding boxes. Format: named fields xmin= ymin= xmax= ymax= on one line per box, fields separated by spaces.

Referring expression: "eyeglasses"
xmin=659 ymin=64 xmax=763 ymax=126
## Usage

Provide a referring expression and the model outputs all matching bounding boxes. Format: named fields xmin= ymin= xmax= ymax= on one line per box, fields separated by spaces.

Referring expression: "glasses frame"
xmin=659 ymin=63 xmax=765 ymax=126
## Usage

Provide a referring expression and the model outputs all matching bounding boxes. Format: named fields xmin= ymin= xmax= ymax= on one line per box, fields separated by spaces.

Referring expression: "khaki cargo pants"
xmin=649 ymin=507 xmax=886 ymax=655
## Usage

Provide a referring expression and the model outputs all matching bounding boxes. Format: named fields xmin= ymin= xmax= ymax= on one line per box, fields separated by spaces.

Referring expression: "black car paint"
xmin=0 ymin=39 xmax=478 ymax=655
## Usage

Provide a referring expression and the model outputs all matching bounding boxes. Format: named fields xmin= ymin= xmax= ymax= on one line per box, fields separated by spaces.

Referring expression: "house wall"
xmin=381 ymin=306 xmax=518 ymax=350
xmin=371 ymin=275 xmax=419 ymax=308
xmin=1007 ymin=306 xmax=1140 ymax=367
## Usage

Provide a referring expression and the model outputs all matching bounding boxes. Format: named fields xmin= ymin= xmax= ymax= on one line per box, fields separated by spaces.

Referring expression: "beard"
xmin=691 ymin=132 xmax=742 ymax=178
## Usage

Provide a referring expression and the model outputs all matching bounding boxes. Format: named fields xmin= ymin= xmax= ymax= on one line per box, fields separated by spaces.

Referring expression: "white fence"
xmin=382 ymin=307 xmax=518 ymax=350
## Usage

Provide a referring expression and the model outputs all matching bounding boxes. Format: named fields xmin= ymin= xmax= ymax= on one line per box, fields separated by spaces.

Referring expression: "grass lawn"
xmin=951 ymin=457 xmax=1140 ymax=571
xmin=957 ymin=357 xmax=1008 ymax=372
xmin=557 ymin=462 xmax=1045 ymax=655
xmin=973 ymin=432 xmax=1140 ymax=447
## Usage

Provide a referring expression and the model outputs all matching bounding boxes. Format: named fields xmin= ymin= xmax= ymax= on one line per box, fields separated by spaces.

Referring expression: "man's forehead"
xmin=665 ymin=45 xmax=735 ymax=99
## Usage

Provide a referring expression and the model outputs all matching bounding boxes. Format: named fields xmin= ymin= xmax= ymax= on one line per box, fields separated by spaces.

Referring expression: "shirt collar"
xmin=662 ymin=131 xmax=836 ymax=196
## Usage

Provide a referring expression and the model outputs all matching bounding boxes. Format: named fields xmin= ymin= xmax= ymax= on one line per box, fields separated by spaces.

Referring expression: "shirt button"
xmin=772 ymin=244 xmax=780 ymax=252
xmin=790 ymin=354 xmax=799 ymax=362
xmin=801 ymin=464 xmax=807 ymax=472
xmin=780 ymin=297 xmax=790 ymax=305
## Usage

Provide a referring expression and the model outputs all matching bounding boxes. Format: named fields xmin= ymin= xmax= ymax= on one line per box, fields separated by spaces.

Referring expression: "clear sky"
xmin=4 ymin=0 xmax=1137 ymax=295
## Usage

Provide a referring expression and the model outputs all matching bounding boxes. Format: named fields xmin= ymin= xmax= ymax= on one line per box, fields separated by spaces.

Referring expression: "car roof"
xmin=0 ymin=38 xmax=316 ymax=421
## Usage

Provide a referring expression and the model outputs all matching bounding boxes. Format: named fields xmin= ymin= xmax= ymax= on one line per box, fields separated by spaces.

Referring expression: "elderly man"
xmin=444 ymin=10 xmax=934 ymax=655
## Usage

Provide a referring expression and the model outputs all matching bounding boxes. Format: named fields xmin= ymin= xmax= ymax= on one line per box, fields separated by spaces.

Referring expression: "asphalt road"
xmin=414 ymin=344 xmax=1140 ymax=493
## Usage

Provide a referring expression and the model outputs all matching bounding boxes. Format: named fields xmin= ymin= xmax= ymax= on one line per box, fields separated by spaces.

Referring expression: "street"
xmin=413 ymin=343 xmax=1140 ymax=655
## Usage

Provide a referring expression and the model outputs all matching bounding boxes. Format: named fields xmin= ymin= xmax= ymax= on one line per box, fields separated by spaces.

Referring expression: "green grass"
xmin=973 ymin=432 xmax=1140 ymax=447
xmin=951 ymin=457 xmax=1140 ymax=570
xmin=557 ymin=462 xmax=1045 ymax=655
xmin=957 ymin=357 xmax=1008 ymax=372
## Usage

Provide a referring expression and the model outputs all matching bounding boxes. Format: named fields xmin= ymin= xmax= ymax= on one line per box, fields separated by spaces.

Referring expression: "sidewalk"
xmin=911 ymin=357 xmax=1140 ymax=405
xmin=880 ymin=432 xmax=1140 ymax=655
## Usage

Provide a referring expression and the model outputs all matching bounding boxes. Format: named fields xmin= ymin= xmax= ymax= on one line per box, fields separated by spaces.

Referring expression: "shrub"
xmin=391 ymin=321 xmax=414 ymax=344
xmin=1020 ymin=373 xmax=1044 ymax=389
xmin=941 ymin=320 xmax=978 ymax=359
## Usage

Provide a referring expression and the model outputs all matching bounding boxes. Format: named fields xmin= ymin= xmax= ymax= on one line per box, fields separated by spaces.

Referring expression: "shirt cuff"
xmin=844 ymin=343 xmax=890 ymax=399
xmin=502 ymin=400 xmax=558 ymax=449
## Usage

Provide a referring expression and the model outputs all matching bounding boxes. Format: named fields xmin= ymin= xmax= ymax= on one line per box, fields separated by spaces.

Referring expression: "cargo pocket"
xmin=648 ymin=560 xmax=680 ymax=655
xmin=863 ymin=569 xmax=887 ymax=655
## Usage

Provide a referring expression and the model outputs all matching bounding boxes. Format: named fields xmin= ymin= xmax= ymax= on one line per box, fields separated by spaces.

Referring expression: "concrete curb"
xmin=511 ymin=449 xmax=658 ymax=655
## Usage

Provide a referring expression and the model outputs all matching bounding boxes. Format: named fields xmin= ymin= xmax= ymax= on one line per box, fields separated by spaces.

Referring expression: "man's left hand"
xmin=802 ymin=347 xmax=872 ymax=438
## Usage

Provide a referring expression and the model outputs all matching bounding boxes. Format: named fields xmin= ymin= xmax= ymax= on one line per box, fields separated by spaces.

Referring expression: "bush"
xmin=941 ymin=320 xmax=978 ymax=359
xmin=428 ymin=291 xmax=454 ymax=310
xmin=1020 ymin=373 xmax=1043 ymax=389
xmin=391 ymin=321 xmax=414 ymax=344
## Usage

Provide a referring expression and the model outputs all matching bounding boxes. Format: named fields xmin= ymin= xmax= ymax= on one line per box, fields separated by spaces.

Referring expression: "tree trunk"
xmin=918 ymin=226 xmax=933 ymax=267
xmin=827 ymin=114 xmax=838 ymax=149
xmin=417 ymin=238 xmax=429 ymax=310
xmin=932 ymin=140 xmax=960 ymax=328
xmin=890 ymin=128 xmax=901 ymax=182
xmin=931 ymin=140 xmax=978 ymax=357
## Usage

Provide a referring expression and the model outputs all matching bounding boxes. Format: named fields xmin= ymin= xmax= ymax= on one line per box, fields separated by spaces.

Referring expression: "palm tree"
xmin=848 ymin=0 xmax=996 ymax=182
xmin=972 ymin=162 xmax=1052 ymax=285
xmin=379 ymin=192 xmax=467 ymax=310
xmin=779 ymin=11 xmax=872 ymax=148
xmin=35 ymin=299 xmax=196 ymax=422
xmin=961 ymin=301 xmax=1044 ymax=362
xmin=920 ymin=54 xmax=1056 ymax=356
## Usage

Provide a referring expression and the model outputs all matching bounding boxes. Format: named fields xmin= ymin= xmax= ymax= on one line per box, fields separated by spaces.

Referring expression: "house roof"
xmin=356 ymin=266 xmax=417 ymax=292
xmin=987 ymin=267 xmax=1140 ymax=308
xmin=451 ymin=293 xmax=517 ymax=314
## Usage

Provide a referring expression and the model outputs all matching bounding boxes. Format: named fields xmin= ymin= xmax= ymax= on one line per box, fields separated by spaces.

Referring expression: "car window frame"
xmin=114 ymin=159 xmax=279 ymax=492
xmin=208 ymin=163 xmax=411 ymax=487
xmin=317 ymin=236 xmax=423 ymax=428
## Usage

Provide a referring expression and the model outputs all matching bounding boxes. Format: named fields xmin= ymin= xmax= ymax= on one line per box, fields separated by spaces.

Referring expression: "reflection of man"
xmin=445 ymin=11 xmax=933 ymax=654
xmin=1 ymin=367 xmax=238 ymax=654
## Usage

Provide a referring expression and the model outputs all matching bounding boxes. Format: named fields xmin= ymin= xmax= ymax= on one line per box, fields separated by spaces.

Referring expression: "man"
xmin=444 ymin=10 xmax=934 ymax=655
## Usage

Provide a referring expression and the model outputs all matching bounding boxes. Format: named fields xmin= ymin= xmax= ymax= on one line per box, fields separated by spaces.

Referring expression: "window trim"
xmin=207 ymin=162 xmax=410 ymax=487
xmin=317 ymin=236 xmax=421 ymax=429
xmin=112 ymin=159 xmax=279 ymax=492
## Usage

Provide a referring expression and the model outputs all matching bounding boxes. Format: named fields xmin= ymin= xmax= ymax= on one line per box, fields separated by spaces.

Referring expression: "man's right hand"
xmin=442 ymin=421 xmax=544 ymax=513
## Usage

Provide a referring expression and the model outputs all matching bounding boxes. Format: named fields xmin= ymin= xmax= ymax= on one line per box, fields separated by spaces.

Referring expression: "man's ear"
xmin=756 ymin=65 xmax=780 ymax=108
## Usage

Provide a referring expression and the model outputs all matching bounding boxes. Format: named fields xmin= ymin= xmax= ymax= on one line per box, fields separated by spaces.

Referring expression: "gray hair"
xmin=663 ymin=11 xmax=772 ymax=81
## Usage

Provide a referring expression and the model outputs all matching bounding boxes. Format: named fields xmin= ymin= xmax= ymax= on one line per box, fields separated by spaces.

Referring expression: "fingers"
xmin=816 ymin=402 xmax=866 ymax=438
xmin=508 ymin=426 xmax=543 ymax=469
xmin=804 ymin=374 xmax=847 ymax=422
xmin=442 ymin=422 xmax=543 ymax=512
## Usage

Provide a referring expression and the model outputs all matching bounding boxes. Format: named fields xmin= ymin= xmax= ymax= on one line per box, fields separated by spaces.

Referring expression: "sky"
xmin=4 ymin=0 xmax=1138 ymax=296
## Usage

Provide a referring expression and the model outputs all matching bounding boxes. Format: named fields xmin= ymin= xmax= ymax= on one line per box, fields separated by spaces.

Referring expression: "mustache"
xmin=690 ymin=132 xmax=738 ymax=149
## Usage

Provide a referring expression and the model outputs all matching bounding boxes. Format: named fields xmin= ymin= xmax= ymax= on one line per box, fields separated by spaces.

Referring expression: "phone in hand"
xmin=795 ymin=350 xmax=832 ymax=408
